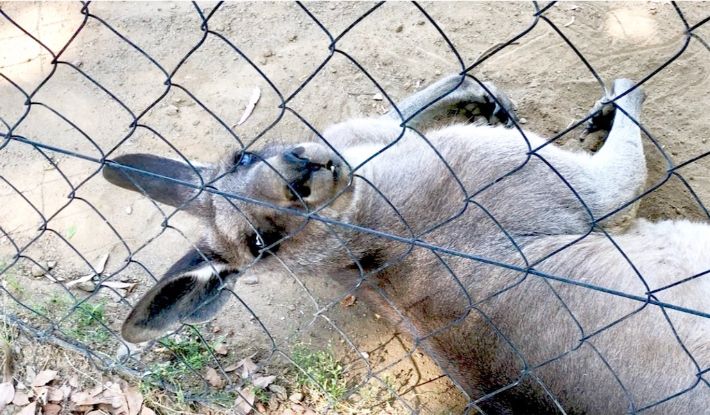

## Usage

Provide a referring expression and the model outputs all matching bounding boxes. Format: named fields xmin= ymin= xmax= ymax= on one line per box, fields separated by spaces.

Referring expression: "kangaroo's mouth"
xmin=287 ymin=160 xmax=339 ymax=201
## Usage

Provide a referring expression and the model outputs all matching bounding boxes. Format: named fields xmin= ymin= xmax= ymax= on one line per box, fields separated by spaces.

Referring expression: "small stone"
xmin=372 ymin=93 xmax=383 ymax=101
xmin=394 ymin=24 xmax=403 ymax=33
xmin=46 ymin=261 xmax=57 ymax=270
xmin=416 ymin=20 xmax=426 ymax=25
xmin=289 ymin=392 xmax=304 ymax=403
xmin=164 ymin=105 xmax=179 ymax=116
xmin=116 ymin=342 xmax=143 ymax=360
xmin=125 ymin=206 xmax=133 ymax=215
xmin=31 ymin=265 xmax=45 ymax=277
xmin=241 ymin=275 xmax=259 ymax=285
xmin=288 ymin=34 xmax=298 ymax=42
xmin=519 ymin=117 xmax=528 ymax=124
xmin=77 ymin=281 xmax=96 ymax=292
xmin=263 ymin=49 xmax=274 ymax=58
xmin=192 ymin=120 xmax=200 ymax=126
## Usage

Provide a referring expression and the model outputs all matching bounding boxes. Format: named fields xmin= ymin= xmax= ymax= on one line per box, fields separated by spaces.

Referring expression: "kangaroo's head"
xmin=103 ymin=142 xmax=355 ymax=343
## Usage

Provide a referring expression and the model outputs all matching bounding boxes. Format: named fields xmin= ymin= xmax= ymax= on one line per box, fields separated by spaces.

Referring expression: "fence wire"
xmin=1 ymin=1 xmax=709 ymax=414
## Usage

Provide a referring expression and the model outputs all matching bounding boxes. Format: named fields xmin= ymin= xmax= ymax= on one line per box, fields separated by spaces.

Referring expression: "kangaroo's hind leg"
xmin=541 ymin=78 xmax=647 ymax=229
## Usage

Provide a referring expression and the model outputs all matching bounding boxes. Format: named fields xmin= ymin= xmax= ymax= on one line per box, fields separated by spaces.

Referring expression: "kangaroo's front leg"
xmin=384 ymin=73 xmax=518 ymax=128
xmin=322 ymin=74 xmax=519 ymax=150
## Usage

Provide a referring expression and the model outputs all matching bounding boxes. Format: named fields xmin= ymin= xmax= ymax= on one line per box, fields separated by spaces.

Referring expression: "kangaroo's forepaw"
xmin=455 ymin=78 xmax=518 ymax=128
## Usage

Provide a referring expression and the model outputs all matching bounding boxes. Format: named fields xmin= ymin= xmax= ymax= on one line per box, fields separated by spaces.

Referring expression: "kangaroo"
xmin=103 ymin=75 xmax=709 ymax=414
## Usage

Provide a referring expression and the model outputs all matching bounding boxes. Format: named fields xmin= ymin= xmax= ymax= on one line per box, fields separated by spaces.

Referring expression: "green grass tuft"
xmin=291 ymin=344 xmax=347 ymax=402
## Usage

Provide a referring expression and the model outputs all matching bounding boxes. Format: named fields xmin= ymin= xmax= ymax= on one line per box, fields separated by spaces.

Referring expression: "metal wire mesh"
xmin=1 ymin=1 xmax=709 ymax=414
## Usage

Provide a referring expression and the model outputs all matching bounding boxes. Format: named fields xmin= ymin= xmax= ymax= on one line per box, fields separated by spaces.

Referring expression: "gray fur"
xmin=105 ymin=74 xmax=709 ymax=414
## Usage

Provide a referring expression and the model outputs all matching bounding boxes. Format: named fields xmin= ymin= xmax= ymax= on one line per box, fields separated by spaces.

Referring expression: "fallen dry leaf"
xmin=47 ymin=387 xmax=64 ymax=402
xmin=100 ymin=281 xmax=136 ymax=290
xmin=205 ymin=367 xmax=225 ymax=389
xmin=31 ymin=370 xmax=57 ymax=386
xmin=71 ymin=390 xmax=113 ymax=406
xmin=74 ymin=404 xmax=95 ymax=413
xmin=213 ymin=342 xmax=228 ymax=356
xmin=237 ymin=355 xmax=258 ymax=379
xmin=340 ymin=294 xmax=356 ymax=307
xmin=252 ymin=375 xmax=276 ymax=389
xmin=123 ymin=385 xmax=143 ymax=415
xmin=233 ymin=386 xmax=256 ymax=415
xmin=17 ymin=401 xmax=36 ymax=415
xmin=268 ymin=384 xmax=287 ymax=400
xmin=0 ymin=382 xmax=14 ymax=404
xmin=68 ymin=376 xmax=80 ymax=388
xmin=60 ymin=385 xmax=72 ymax=401
xmin=98 ymin=402 xmax=118 ymax=413
xmin=140 ymin=406 xmax=157 ymax=415
xmin=12 ymin=390 xmax=29 ymax=406
xmin=223 ymin=363 xmax=239 ymax=372
xmin=236 ymin=87 xmax=261 ymax=126
xmin=66 ymin=274 xmax=94 ymax=288
xmin=89 ymin=385 xmax=104 ymax=397
xmin=70 ymin=391 xmax=90 ymax=403
xmin=94 ymin=253 xmax=110 ymax=275
xmin=43 ymin=403 xmax=62 ymax=415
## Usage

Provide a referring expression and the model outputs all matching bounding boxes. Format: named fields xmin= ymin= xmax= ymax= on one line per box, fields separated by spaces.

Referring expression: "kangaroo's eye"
xmin=234 ymin=151 xmax=256 ymax=167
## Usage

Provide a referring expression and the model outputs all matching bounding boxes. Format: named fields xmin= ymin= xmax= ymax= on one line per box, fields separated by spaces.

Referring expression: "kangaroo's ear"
xmin=122 ymin=248 xmax=235 ymax=343
xmin=103 ymin=154 xmax=214 ymax=215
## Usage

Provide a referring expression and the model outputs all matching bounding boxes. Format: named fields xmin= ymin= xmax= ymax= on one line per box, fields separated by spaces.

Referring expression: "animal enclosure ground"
xmin=0 ymin=1 xmax=709 ymax=414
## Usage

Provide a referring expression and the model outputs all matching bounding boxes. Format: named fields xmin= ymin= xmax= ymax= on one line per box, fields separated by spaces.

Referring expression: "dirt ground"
xmin=0 ymin=1 xmax=709 ymax=414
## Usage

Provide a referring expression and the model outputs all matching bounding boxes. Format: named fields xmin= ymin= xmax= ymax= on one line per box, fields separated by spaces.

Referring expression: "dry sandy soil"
xmin=0 ymin=1 xmax=708 ymax=414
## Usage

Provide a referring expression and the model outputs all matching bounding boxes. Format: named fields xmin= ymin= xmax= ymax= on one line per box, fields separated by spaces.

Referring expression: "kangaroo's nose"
xmin=282 ymin=146 xmax=309 ymax=167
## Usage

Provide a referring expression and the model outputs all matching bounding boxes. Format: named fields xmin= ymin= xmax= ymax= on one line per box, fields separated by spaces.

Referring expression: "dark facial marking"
xmin=248 ymin=226 xmax=285 ymax=257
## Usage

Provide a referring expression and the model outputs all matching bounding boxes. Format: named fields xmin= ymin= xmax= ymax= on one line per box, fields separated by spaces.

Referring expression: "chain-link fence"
xmin=1 ymin=1 xmax=709 ymax=414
